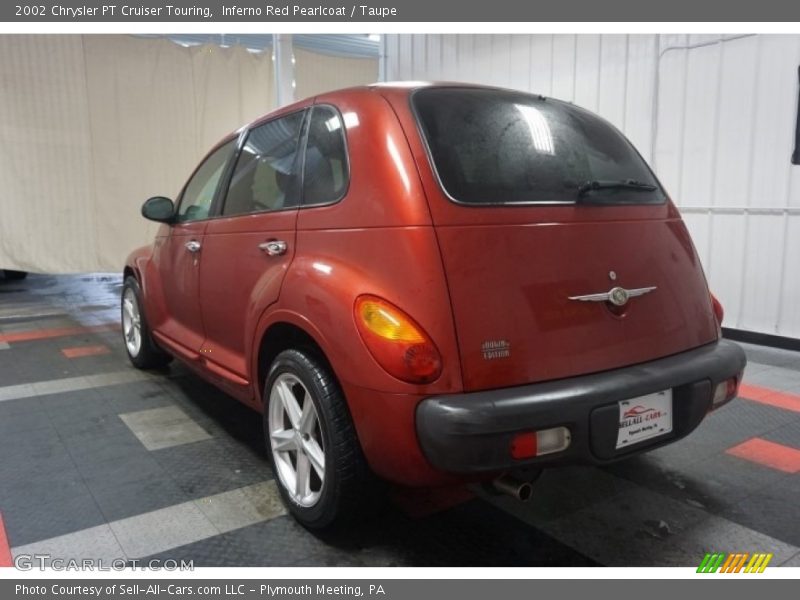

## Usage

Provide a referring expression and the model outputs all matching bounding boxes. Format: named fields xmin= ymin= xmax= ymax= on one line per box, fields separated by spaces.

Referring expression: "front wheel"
xmin=264 ymin=349 xmax=371 ymax=530
xmin=121 ymin=276 xmax=172 ymax=369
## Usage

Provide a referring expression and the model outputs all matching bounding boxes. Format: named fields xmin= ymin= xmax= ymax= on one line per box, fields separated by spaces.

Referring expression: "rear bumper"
xmin=416 ymin=340 xmax=746 ymax=474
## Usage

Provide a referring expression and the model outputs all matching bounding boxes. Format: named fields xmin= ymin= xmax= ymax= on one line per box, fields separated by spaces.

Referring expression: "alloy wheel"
xmin=122 ymin=287 xmax=142 ymax=357
xmin=268 ymin=373 xmax=326 ymax=507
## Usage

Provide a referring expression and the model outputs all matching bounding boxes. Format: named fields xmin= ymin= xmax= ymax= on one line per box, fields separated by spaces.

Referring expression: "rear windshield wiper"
xmin=577 ymin=179 xmax=658 ymax=199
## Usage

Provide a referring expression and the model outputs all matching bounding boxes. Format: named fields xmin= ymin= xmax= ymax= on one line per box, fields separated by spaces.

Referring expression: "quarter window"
xmin=222 ymin=112 xmax=305 ymax=217
xmin=176 ymin=139 xmax=236 ymax=223
xmin=303 ymin=106 xmax=349 ymax=206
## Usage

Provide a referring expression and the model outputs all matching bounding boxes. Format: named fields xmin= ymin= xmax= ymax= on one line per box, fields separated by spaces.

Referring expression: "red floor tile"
xmin=61 ymin=344 xmax=112 ymax=358
xmin=726 ymin=438 xmax=800 ymax=474
xmin=0 ymin=512 xmax=12 ymax=568
xmin=738 ymin=383 xmax=800 ymax=414
xmin=0 ymin=323 xmax=118 ymax=344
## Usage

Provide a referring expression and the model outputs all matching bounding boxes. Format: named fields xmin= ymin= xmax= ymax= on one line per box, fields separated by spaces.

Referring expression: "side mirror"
xmin=141 ymin=196 xmax=175 ymax=223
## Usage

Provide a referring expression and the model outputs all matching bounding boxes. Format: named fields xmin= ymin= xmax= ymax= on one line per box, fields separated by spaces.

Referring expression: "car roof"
xmin=217 ymin=81 xmax=555 ymax=149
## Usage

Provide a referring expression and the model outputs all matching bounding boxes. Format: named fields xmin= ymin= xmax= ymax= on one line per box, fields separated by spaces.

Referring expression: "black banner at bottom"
xmin=3 ymin=579 xmax=797 ymax=600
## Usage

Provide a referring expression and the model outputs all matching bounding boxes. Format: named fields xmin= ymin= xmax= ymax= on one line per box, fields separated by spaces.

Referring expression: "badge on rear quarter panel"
xmin=482 ymin=340 xmax=511 ymax=360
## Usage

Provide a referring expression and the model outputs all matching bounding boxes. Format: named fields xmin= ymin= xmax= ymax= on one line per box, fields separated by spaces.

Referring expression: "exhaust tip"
xmin=518 ymin=482 xmax=533 ymax=502
xmin=492 ymin=474 xmax=534 ymax=502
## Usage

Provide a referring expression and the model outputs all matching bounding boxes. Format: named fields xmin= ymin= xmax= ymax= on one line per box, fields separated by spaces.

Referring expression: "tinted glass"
xmin=303 ymin=106 xmax=349 ymax=206
xmin=222 ymin=112 xmax=305 ymax=217
xmin=177 ymin=140 xmax=236 ymax=222
xmin=413 ymin=88 xmax=664 ymax=205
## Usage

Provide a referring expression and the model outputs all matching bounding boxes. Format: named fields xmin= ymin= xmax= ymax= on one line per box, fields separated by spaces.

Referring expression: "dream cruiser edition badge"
xmin=482 ymin=340 xmax=511 ymax=360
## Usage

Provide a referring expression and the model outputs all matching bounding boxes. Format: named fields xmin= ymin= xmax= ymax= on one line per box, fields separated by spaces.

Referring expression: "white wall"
xmin=383 ymin=34 xmax=800 ymax=339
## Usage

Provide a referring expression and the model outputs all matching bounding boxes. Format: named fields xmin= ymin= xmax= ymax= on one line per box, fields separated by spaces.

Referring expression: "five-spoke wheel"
xmin=268 ymin=373 xmax=326 ymax=507
xmin=264 ymin=349 xmax=371 ymax=529
xmin=122 ymin=286 xmax=142 ymax=357
xmin=120 ymin=276 xmax=172 ymax=369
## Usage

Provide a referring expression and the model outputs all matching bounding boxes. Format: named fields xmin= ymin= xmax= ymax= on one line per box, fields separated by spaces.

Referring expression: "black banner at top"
xmin=2 ymin=0 xmax=800 ymax=22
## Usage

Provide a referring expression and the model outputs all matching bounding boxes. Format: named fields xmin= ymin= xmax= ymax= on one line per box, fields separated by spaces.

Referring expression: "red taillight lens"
xmin=510 ymin=432 xmax=538 ymax=459
xmin=711 ymin=292 xmax=724 ymax=325
xmin=354 ymin=295 xmax=442 ymax=384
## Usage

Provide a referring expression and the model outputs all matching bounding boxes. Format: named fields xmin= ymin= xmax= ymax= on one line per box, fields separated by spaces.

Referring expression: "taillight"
xmin=510 ymin=427 xmax=572 ymax=459
xmin=710 ymin=292 xmax=724 ymax=325
xmin=354 ymin=295 xmax=442 ymax=384
xmin=711 ymin=375 xmax=741 ymax=410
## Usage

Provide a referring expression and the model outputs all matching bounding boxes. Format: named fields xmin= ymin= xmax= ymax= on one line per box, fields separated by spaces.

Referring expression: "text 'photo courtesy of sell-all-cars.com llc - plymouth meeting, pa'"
xmin=121 ymin=82 xmax=746 ymax=529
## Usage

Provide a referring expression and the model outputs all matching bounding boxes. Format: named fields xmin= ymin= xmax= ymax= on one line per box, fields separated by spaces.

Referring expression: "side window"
xmin=303 ymin=106 xmax=349 ymax=206
xmin=222 ymin=112 xmax=305 ymax=217
xmin=176 ymin=140 xmax=236 ymax=223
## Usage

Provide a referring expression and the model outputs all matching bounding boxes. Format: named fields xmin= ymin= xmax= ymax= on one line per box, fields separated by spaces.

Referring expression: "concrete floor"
xmin=1 ymin=272 xmax=799 ymax=567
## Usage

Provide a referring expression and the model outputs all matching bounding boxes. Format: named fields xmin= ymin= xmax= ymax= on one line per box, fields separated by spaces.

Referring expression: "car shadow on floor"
xmin=155 ymin=364 xmax=597 ymax=566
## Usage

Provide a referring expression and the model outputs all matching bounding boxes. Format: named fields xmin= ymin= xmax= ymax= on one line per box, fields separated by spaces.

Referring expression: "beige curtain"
xmin=294 ymin=48 xmax=379 ymax=101
xmin=0 ymin=35 xmax=276 ymax=273
xmin=0 ymin=35 xmax=378 ymax=274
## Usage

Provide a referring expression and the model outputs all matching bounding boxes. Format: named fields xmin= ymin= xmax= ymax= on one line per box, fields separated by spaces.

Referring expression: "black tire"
xmin=3 ymin=270 xmax=28 ymax=280
xmin=121 ymin=276 xmax=172 ymax=369
xmin=263 ymin=348 xmax=372 ymax=530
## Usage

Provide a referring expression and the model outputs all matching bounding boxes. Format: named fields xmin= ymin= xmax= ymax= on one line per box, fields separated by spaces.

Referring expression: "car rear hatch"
xmin=404 ymin=86 xmax=719 ymax=391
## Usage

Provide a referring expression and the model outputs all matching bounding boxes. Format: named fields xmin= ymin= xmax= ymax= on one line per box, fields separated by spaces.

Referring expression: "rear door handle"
xmin=258 ymin=240 xmax=287 ymax=256
xmin=185 ymin=240 xmax=202 ymax=253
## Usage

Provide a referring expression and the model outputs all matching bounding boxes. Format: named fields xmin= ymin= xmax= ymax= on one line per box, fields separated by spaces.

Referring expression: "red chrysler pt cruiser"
xmin=122 ymin=83 xmax=746 ymax=528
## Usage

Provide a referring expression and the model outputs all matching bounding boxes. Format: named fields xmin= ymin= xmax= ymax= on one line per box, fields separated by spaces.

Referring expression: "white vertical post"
xmin=378 ymin=35 xmax=387 ymax=82
xmin=273 ymin=34 xmax=295 ymax=107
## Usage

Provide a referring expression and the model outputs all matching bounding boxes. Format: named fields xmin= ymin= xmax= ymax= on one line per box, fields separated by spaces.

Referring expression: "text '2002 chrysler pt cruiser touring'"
xmin=123 ymin=83 xmax=747 ymax=528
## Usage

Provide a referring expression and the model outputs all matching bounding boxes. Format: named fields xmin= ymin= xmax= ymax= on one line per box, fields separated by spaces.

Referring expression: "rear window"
xmin=413 ymin=88 xmax=665 ymax=205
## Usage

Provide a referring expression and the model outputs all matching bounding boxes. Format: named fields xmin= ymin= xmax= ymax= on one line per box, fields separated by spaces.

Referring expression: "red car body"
xmin=125 ymin=83 xmax=746 ymax=492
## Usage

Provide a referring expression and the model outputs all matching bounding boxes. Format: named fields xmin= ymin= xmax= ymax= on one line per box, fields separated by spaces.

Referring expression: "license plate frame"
xmin=616 ymin=389 xmax=673 ymax=450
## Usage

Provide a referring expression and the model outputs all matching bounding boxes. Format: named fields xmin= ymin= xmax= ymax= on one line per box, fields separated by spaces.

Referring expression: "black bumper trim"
xmin=415 ymin=340 xmax=747 ymax=474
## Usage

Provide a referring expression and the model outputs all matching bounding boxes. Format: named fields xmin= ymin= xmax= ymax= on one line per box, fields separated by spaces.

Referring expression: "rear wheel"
xmin=3 ymin=270 xmax=27 ymax=280
xmin=264 ymin=349 xmax=371 ymax=530
xmin=121 ymin=276 xmax=172 ymax=369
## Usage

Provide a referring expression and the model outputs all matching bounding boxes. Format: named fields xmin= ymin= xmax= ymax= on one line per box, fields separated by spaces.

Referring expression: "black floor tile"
xmin=152 ymin=439 xmax=268 ymax=499
xmin=140 ymin=499 xmax=598 ymax=567
xmin=90 ymin=475 xmax=190 ymax=522
xmin=79 ymin=453 xmax=168 ymax=494
xmin=0 ymin=409 xmax=52 ymax=436
xmin=1 ymin=489 xmax=106 ymax=548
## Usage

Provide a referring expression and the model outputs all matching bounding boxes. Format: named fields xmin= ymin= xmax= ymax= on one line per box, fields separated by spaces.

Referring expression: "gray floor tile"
xmin=109 ymin=501 xmax=219 ymax=559
xmin=11 ymin=524 xmax=127 ymax=564
xmin=120 ymin=406 xmax=212 ymax=451
xmin=194 ymin=481 xmax=285 ymax=533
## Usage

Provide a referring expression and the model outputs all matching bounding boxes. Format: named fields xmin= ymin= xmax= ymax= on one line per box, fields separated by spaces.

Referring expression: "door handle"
xmin=259 ymin=240 xmax=288 ymax=256
xmin=185 ymin=240 xmax=202 ymax=253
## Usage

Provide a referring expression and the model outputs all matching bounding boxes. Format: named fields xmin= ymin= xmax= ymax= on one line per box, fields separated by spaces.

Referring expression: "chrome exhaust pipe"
xmin=492 ymin=474 xmax=534 ymax=502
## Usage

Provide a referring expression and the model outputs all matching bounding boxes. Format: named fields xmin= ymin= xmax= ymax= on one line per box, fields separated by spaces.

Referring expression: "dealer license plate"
xmin=616 ymin=389 xmax=673 ymax=450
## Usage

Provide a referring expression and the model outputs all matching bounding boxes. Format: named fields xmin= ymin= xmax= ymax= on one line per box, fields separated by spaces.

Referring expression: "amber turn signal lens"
xmin=358 ymin=298 xmax=426 ymax=343
xmin=355 ymin=295 xmax=442 ymax=384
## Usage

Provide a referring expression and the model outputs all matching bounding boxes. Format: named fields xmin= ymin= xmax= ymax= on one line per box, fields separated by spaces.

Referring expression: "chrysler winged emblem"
xmin=568 ymin=285 xmax=657 ymax=307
